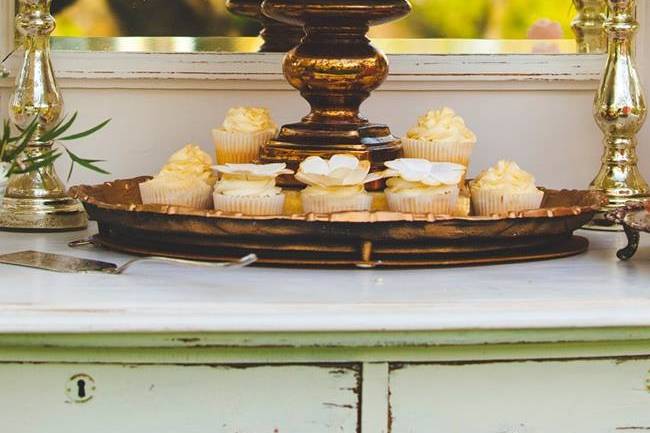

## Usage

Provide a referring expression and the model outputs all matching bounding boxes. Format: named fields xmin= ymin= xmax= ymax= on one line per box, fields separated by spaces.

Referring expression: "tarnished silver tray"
xmin=70 ymin=177 xmax=606 ymax=268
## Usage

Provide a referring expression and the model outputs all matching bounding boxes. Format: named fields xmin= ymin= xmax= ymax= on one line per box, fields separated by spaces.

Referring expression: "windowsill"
xmin=48 ymin=36 xmax=582 ymax=56
xmin=0 ymin=49 xmax=604 ymax=92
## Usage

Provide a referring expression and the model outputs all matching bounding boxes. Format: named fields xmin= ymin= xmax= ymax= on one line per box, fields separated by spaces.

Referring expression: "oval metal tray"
xmin=70 ymin=177 xmax=605 ymax=268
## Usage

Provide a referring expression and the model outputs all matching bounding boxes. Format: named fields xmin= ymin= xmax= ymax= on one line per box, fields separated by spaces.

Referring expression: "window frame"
xmin=0 ymin=1 xmax=647 ymax=92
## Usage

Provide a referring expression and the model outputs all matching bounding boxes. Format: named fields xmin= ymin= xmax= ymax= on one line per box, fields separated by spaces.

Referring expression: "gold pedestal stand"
xmin=572 ymin=0 xmax=607 ymax=54
xmin=259 ymin=0 xmax=411 ymax=188
xmin=0 ymin=0 xmax=87 ymax=232
xmin=226 ymin=0 xmax=303 ymax=52
xmin=586 ymin=0 xmax=648 ymax=231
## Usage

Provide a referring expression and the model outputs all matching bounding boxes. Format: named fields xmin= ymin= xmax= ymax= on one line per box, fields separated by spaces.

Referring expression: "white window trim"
xmin=1 ymin=1 xmax=647 ymax=92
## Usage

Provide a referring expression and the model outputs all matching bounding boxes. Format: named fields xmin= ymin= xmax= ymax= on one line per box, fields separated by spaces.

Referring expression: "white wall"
xmin=25 ymin=84 xmax=642 ymax=191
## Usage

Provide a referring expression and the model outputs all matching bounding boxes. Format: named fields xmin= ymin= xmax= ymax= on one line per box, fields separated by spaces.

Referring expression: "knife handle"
xmin=106 ymin=254 xmax=258 ymax=274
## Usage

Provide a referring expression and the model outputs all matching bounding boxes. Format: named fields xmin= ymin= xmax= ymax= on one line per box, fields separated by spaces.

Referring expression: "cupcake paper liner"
xmin=452 ymin=193 xmax=471 ymax=217
xmin=385 ymin=186 xmax=459 ymax=215
xmin=213 ymin=193 xmax=285 ymax=216
xmin=212 ymin=129 xmax=276 ymax=164
xmin=401 ymin=137 xmax=475 ymax=166
xmin=301 ymin=192 xmax=372 ymax=214
xmin=139 ymin=180 xmax=213 ymax=209
xmin=471 ymin=188 xmax=545 ymax=216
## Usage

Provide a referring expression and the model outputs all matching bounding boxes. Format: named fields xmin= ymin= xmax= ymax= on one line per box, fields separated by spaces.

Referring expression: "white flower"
xmin=384 ymin=159 xmax=465 ymax=186
xmin=296 ymin=154 xmax=382 ymax=188
xmin=214 ymin=163 xmax=293 ymax=179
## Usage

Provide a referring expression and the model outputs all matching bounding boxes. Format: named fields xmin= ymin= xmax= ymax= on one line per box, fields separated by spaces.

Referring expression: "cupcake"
xmin=213 ymin=163 xmax=293 ymax=216
xmin=384 ymin=158 xmax=466 ymax=215
xmin=212 ymin=107 xmax=277 ymax=164
xmin=470 ymin=160 xmax=545 ymax=216
xmin=139 ymin=144 xmax=216 ymax=209
xmin=295 ymin=154 xmax=382 ymax=214
xmin=403 ymin=107 xmax=477 ymax=166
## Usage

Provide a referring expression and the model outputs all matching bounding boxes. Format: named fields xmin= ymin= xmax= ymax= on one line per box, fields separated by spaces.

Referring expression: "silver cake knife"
xmin=0 ymin=250 xmax=257 ymax=274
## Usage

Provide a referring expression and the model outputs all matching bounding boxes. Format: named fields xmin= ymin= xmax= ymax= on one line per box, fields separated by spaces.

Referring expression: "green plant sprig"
xmin=0 ymin=113 xmax=111 ymax=181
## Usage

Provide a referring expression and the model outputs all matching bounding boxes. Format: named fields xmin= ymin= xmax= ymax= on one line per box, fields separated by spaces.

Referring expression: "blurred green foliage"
xmin=394 ymin=0 xmax=575 ymax=39
xmin=51 ymin=0 xmax=576 ymax=40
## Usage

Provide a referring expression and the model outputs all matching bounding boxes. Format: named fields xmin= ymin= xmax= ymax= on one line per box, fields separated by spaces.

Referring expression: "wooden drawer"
xmin=389 ymin=358 xmax=650 ymax=433
xmin=0 ymin=363 xmax=360 ymax=433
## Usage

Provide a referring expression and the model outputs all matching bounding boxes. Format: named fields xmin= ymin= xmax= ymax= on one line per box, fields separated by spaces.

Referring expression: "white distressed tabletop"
xmin=0 ymin=225 xmax=648 ymax=334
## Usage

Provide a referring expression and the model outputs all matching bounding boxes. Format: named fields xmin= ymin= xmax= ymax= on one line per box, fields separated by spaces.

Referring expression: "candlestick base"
xmin=0 ymin=196 xmax=87 ymax=232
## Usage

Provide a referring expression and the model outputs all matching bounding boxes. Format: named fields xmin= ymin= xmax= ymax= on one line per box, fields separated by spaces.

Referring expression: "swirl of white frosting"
xmin=406 ymin=107 xmax=476 ymax=143
xmin=472 ymin=160 xmax=539 ymax=193
xmin=157 ymin=144 xmax=215 ymax=186
xmin=221 ymin=107 xmax=277 ymax=134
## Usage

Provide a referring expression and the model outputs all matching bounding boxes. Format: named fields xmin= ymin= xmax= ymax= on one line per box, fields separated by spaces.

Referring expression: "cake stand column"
xmin=0 ymin=0 xmax=87 ymax=231
xmin=226 ymin=0 xmax=304 ymax=52
xmin=259 ymin=0 xmax=411 ymax=188
xmin=588 ymin=0 xmax=648 ymax=229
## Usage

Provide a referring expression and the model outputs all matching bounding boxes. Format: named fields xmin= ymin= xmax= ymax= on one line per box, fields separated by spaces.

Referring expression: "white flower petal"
xmin=384 ymin=159 xmax=465 ymax=186
xmin=297 ymin=155 xmax=375 ymax=187
xmin=215 ymin=163 xmax=291 ymax=178
xmin=329 ymin=154 xmax=360 ymax=171
xmin=300 ymin=156 xmax=331 ymax=176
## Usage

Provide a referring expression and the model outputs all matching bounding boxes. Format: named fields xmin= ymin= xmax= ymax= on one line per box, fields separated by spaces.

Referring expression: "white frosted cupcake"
xmin=403 ymin=107 xmax=476 ymax=166
xmin=213 ymin=163 xmax=293 ymax=216
xmin=470 ymin=160 xmax=545 ymax=216
xmin=384 ymin=159 xmax=466 ymax=215
xmin=295 ymin=154 xmax=382 ymax=214
xmin=139 ymin=145 xmax=216 ymax=209
xmin=212 ymin=107 xmax=277 ymax=164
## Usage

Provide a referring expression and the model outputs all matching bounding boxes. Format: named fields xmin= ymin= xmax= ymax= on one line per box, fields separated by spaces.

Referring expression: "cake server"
xmin=0 ymin=250 xmax=257 ymax=274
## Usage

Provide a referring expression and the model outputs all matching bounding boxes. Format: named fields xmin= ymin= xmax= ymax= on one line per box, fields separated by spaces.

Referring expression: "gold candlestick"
xmin=572 ymin=0 xmax=607 ymax=53
xmin=0 ymin=0 xmax=87 ymax=231
xmin=588 ymin=0 xmax=648 ymax=230
xmin=259 ymin=0 xmax=411 ymax=188
xmin=226 ymin=0 xmax=304 ymax=52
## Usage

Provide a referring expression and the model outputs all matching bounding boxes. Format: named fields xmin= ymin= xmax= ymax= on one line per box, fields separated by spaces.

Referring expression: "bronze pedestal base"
xmin=261 ymin=122 xmax=402 ymax=186
xmin=260 ymin=0 xmax=411 ymax=188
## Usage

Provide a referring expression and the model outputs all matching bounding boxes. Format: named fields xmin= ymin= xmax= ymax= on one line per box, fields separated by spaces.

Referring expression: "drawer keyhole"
xmin=77 ymin=379 xmax=86 ymax=399
xmin=66 ymin=374 xmax=95 ymax=403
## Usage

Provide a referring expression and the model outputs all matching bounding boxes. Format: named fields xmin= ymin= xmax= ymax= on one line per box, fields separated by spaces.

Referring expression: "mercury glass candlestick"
xmin=226 ymin=0 xmax=303 ymax=52
xmin=588 ymin=0 xmax=648 ymax=229
xmin=0 ymin=0 xmax=87 ymax=231
xmin=259 ymin=0 xmax=411 ymax=188
xmin=572 ymin=0 xmax=607 ymax=53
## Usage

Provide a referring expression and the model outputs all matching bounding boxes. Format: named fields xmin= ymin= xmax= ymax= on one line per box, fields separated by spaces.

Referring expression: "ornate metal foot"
xmin=606 ymin=201 xmax=648 ymax=260
xmin=617 ymin=225 xmax=640 ymax=260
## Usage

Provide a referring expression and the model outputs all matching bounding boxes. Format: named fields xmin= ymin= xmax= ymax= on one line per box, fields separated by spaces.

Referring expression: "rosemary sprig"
xmin=1 ymin=113 xmax=111 ymax=180
xmin=63 ymin=146 xmax=109 ymax=181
